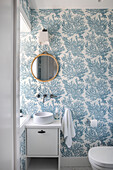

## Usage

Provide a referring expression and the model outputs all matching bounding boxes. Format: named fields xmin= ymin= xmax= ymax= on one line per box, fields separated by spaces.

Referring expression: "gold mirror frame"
xmin=31 ymin=52 xmax=59 ymax=82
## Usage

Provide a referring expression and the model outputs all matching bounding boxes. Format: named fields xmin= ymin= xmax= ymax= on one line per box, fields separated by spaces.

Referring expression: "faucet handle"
xmin=50 ymin=94 xmax=57 ymax=98
xmin=35 ymin=93 xmax=40 ymax=98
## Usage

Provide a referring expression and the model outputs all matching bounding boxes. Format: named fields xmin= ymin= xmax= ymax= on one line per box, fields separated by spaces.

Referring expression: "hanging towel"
xmin=61 ymin=108 xmax=75 ymax=148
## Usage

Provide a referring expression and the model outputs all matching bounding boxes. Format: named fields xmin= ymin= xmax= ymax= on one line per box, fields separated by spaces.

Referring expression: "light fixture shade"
xmin=39 ymin=29 xmax=49 ymax=45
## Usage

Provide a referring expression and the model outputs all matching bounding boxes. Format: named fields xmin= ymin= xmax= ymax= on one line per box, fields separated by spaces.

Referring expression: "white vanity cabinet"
xmin=25 ymin=119 xmax=61 ymax=170
xmin=27 ymin=128 xmax=58 ymax=156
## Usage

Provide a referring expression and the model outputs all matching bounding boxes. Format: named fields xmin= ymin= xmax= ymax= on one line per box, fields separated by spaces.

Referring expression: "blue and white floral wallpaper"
xmin=20 ymin=131 xmax=26 ymax=170
xmin=20 ymin=1 xmax=113 ymax=158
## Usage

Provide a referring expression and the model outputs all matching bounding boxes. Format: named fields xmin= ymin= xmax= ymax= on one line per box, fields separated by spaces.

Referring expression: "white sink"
xmin=33 ymin=112 xmax=54 ymax=124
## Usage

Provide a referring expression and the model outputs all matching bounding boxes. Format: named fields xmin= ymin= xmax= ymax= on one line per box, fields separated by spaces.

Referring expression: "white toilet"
xmin=88 ymin=146 xmax=113 ymax=170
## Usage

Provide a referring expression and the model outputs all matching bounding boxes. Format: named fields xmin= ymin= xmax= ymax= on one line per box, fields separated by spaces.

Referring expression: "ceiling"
xmin=28 ymin=0 xmax=113 ymax=9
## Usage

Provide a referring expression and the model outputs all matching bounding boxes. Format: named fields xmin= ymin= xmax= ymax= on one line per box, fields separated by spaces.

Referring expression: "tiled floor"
xmin=61 ymin=167 xmax=92 ymax=170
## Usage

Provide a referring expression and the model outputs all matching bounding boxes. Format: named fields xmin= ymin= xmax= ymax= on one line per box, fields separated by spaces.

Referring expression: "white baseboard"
xmin=61 ymin=157 xmax=90 ymax=167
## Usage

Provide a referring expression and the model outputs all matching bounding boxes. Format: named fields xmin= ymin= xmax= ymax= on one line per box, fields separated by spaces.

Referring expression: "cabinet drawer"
xmin=27 ymin=128 xmax=58 ymax=156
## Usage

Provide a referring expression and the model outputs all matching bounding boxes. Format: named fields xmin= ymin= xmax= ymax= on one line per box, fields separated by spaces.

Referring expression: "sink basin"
xmin=33 ymin=112 xmax=54 ymax=124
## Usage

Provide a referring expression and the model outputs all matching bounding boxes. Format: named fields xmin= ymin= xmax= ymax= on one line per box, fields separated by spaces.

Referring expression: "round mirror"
xmin=31 ymin=52 xmax=59 ymax=82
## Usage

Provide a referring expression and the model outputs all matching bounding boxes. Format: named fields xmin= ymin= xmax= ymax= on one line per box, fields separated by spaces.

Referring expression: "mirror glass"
xmin=31 ymin=53 xmax=59 ymax=82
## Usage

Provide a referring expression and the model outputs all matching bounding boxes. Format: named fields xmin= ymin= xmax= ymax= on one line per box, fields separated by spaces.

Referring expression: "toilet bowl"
xmin=88 ymin=146 xmax=113 ymax=170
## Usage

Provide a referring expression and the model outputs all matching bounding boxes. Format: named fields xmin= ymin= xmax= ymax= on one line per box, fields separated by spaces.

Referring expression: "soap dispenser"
xmin=54 ymin=107 xmax=60 ymax=119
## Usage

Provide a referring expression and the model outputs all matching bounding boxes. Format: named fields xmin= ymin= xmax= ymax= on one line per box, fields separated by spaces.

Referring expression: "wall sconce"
xmin=39 ymin=28 xmax=49 ymax=45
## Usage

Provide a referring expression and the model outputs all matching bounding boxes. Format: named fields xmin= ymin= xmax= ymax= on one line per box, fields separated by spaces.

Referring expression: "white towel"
xmin=61 ymin=108 xmax=75 ymax=148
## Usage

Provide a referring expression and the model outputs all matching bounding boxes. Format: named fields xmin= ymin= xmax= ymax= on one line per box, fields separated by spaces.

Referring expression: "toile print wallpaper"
xmin=20 ymin=7 xmax=113 ymax=157
xmin=20 ymin=131 xmax=26 ymax=170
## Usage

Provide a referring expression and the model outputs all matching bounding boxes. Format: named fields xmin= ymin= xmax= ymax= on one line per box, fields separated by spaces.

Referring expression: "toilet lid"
xmin=88 ymin=147 xmax=113 ymax=168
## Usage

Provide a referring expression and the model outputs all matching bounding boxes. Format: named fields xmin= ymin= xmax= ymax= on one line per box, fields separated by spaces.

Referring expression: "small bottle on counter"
xmin=54 ymin=107 xmax=60 ymax=119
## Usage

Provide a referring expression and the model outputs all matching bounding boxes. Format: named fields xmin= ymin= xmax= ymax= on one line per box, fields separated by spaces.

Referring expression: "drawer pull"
xmin=38 ymin=130 xmax=46 ymax=134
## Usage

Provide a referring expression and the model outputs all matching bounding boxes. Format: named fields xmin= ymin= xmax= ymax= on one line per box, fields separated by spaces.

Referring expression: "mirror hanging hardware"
xmin=42 ymin=51 xmax=49 ymax=54
xmin=50 ymin=94 xmax=57 ymax=98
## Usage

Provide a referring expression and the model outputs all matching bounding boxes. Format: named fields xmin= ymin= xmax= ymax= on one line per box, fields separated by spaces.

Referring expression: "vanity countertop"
xmin=20 ymin=114 xmax=31 ymax=136
xmin=25 ymin=118 xmax=61 ymax=129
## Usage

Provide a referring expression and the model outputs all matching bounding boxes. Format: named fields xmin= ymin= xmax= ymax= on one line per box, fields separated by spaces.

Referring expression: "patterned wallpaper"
xmin=20 ymin=131 xmax=26 ymax=170
xmin=20 ymin=9 xmax=113 ymax=157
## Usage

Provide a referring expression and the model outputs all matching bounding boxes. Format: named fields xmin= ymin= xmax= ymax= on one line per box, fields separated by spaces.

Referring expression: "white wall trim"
xmin=61 ymin=157 xmax=91 ymax=167
xmin=20 ymin=4 xmax=31 ymax=31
